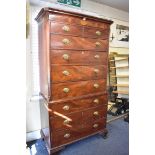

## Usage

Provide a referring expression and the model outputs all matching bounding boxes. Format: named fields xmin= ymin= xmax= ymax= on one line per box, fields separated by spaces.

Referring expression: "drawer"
xmin=51 ymin=65 xmax=107 ymax=83
xmin=48 ymin=94 xmax=108 ymax=115
xmin=50 ymin=35 xmax=108 ymax=51
xmin=51 ymin=118 xmax=106 ymax=147
xmin=50 ymin=111 xmax=82 ymax=131
xmin=51 ymin=79 xmax=107 ymax=100
xmin=50 ymin=22 xmax=83 ymax=37
xmin=83 ymin=105 xmax=107 ymax=122
xmin=84 ymin=27 xmax=109 ymax=39
xmin=50 ymin=50 xmax=108 ymax=65
xmin=49 ymin=14 xmax=109 ymax=29
xmin=50 ymin=22 xmax=109 ymax=39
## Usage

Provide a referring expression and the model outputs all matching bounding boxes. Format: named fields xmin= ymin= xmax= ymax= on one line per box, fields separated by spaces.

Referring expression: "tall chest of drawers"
xmin=35 ymin=7 xmax=113 ymax=154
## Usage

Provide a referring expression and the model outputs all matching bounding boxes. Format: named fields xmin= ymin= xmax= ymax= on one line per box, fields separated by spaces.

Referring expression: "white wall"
xmin=26 ymin=0 xmax=129 ymax=133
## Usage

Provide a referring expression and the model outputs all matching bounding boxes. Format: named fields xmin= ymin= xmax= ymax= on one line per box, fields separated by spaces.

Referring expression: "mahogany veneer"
xmin=35 ymin=7 xmax=113 ymax=154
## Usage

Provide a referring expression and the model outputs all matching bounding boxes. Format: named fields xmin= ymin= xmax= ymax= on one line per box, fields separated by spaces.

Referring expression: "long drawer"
xmin=51 ymin=118 xmax=106 ymax=147
xmin=48 ymin=94 xmax=108 ymax=115
xmin=49 ymin=14 xmax=109 ymax=29
xmin=50 ymin=50 xmax=108 ymax=65
xmin=51 ymin=79 xmax=107 ymax=100
xmin=50 ymin=105 xmax=107 ymax=130
xmin=50 ymin=22 xmax=109 ymax=39
xmin=51 ymin=65 xmax=107 ymax=83
xmin=50 ymin=35 xmax=108 ymax=51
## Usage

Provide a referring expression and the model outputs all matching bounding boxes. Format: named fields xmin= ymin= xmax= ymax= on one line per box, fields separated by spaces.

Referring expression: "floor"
xmin=27 ymin=118 xmax=129 ymax=155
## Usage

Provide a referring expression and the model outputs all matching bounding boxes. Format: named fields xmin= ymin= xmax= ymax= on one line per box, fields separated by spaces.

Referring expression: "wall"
xmin=26 ymin=0 xmax=129 ymax=135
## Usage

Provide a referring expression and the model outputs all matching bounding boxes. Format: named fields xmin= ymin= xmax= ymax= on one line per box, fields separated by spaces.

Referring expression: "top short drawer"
xmin=50 ymin=22 xmax=109 ymax=39
xmin=50 ymin=22 xmax=83 ymax=37
xmin=49 ymin=14 xmax=109 ymax=29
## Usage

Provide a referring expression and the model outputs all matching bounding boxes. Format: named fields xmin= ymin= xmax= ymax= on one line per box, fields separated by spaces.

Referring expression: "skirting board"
xmin=26 ymin=130 xmax=41 ymax=142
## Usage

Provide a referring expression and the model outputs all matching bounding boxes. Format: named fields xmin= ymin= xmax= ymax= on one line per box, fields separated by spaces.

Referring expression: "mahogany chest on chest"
xmin=35 ymin=7 xmax=113 ymax=154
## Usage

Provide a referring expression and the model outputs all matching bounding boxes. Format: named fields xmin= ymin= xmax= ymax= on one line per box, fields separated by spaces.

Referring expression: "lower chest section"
xmin=49 ymin=96 xmax=108 ymax=147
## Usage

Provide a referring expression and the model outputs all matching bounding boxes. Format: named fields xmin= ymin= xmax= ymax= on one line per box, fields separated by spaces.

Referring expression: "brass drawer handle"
xmin=95 ymin=42 xmax=101 ymax=47
xmin=94 ymin=69 xmax=99 ymax=73
xmin=62 ymin=38 xmax=70 ymax=45
xmin=93 ymin=111 xmax=99 ymax=116
xmin=93 ymin=124 xmax=99 ymax=128
xmin=94 ymin=55 xmax=100 ymax=59
xmin=62 ymin=54 xmax=69 ymax=60
xmin=93 ymin=99 xmax=99 ymax=104
xmin=96 ymin=31 xmax=101 ymax=36
xmin=64 ymin=133 xmax=70 ymax=138
xmin=63 ymin=105 xmax=70 ymax=111
xmin=94 ymin=83 xmax=99 ymax=88
xmin=63 ymin=88 xmax=70 ymax=93
xmin=62 ymin=25 xmax=70 ymax=32
xmin=62 ymin=70 xmax=70 ymax=76
xmin=63 ymin=119 xmax=70 ymax=125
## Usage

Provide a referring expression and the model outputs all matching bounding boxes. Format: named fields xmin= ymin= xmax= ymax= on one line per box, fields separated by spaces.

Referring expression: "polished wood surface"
xmin=50 ymin=22 xmax=109 ymax=39
xmin=51 ymin=79 xmax=107 ymax=100
xmin=48 ymin=94 xmax=108 ymax=115
xmin=36 ymin=7 xmax=112 ymax=153
xmin=50 ymin=35 xmax=108 ymax=51
xmin=51 ymin=118 xmax=106 ymax=147
xmin=49 ymin=13 xmax=110 ymax=29
xmin=50 ymin=50 xmax=108 ymax=65
xmin=50 ymin=111 xmax=82 ymax=131
xmin=51 ymin=65 xmax=107 ymax=83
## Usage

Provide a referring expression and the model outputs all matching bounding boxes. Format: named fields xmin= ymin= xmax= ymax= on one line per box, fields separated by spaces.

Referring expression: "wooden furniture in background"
xmin=35 ymin=7 xmax=113 ymax=154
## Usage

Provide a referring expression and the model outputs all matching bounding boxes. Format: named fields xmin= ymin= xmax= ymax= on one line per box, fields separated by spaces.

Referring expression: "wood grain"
xmin=51 ymin=65 xmax=107 ymax=83
xmin=51 ymin=79 xmax=107 ymax=100
xmin=51 ymin=118 xmax=106 ymax=147
xmin=48 ymin=94 xmax=108 ymax=115
xmin=50 ymin=34 xmax=108 ymax=51
xmin=50 ymin=22 xmax=109 ymax=39
xmin=50 ymin=50 xmax=108 ymax=65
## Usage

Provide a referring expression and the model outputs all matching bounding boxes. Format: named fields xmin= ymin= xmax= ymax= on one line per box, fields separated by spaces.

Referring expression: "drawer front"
xmin=51 ymin=79 xmax=107 ymax=100
xmin=49 ymin=94 xmax=108 ymax=115
xmin=50 ymin=50 xmax=108 ymax=65
xmin=50 ymin=111 xmax=82 ymax=131
xmin=50 ymin=22 xmax=83 ymax=37
xmin=51 ymin=118 xmax=106 ymax=147
xmin=84 ymin=27 xmax=109 ymax=39
xmin=83 ymin=105 xmax=107 ymax=122
xmin=50 ymin=22 xmax=109 ymax=39
xmin=50 ymin=35 xmax=108 ymax=51
xmin=51 ymin=65 xmax=107 ymax=83
xmin=49 ymin=14 xmax=109 ymax=29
